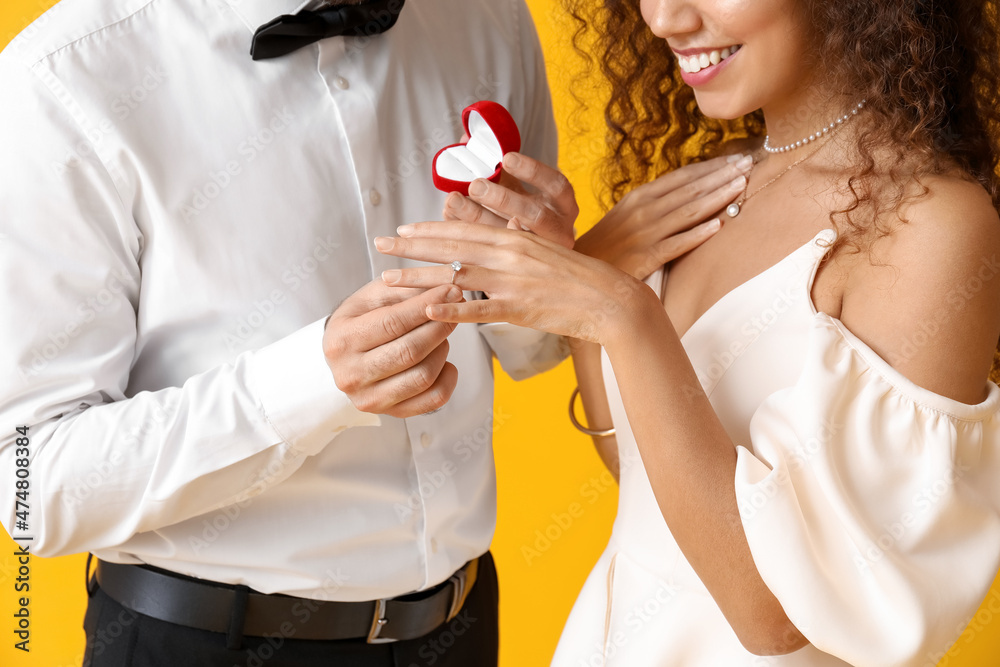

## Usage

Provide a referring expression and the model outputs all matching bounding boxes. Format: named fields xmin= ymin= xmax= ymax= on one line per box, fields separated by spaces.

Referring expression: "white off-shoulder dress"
xmin=552 ymin=228 xmax=1000 ymax=667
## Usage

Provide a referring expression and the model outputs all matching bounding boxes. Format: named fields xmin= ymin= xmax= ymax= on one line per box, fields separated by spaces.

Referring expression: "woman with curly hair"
xmin=374 ymin=0 xmax=1000 ymax=663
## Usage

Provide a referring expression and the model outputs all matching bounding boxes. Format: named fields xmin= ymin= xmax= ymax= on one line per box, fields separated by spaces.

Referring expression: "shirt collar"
xmin=226 ymin=0 xmax=328 ymax=34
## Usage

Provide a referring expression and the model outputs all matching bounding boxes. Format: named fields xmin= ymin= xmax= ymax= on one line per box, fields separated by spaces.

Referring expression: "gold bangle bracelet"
xmin=569 ymin=386 xmax=616 ymax=437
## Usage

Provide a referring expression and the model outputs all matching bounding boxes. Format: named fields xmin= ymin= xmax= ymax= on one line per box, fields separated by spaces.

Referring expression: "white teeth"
xmin=677 ymin=45 xmax=740 ymax=74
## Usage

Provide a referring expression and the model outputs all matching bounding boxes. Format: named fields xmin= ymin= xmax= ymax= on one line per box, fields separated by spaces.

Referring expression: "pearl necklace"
xmin=762 ymin=99 xmax=866 ymax=154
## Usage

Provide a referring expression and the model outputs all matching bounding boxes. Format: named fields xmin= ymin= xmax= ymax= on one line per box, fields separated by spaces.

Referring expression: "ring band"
xmin=450 ymin=261 xmax=462 ymax=284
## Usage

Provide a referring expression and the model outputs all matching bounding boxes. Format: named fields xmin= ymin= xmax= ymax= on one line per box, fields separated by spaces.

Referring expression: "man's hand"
xmin=324 ymin=280 xmax=465 ymax=418
xmin=442 ymin=152 xmax=578 ymax=248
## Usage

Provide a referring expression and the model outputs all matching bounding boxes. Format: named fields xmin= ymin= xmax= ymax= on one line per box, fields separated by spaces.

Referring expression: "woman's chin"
xmin=692 ymin=93 xmax=757 ymax=121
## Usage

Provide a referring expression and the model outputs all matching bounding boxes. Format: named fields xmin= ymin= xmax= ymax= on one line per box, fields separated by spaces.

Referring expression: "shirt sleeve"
xmin=474 ymin=0 xmax=568 ymax=381
xmin=0 ymin=58 xmax=378 ymax=558
xmin=734 ymin=313 xmax=1000 ymax=666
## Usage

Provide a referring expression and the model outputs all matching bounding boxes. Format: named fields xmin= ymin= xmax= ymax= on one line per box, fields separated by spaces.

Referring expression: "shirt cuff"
xmin=246 ymin=318 xmax=381 ymax=456
xmin=477 ymin=322 xmax=570 ymax=381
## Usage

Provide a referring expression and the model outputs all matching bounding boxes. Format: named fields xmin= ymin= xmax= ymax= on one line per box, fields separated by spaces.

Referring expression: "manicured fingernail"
xmin=374 ymin=236 xmax=394 ymax=251
xmin=726 ymin=153 xmax=745 ymax=163
xmin=736 ymin=155 xmax=753 ymax=171
xmin=503 ymin=152 xmax=521 ymax=169
xmin=396 ymin=225 xmax=415 ymax=237
xmin=445 ymin=286 xmax=463 ymax=301
xmin=382 ymin=269 xmax=401 ymax=284
xmin=427 ymin=304 xmax=444 ymax=318
xmin=705 ymin=218 xmax=722 ymax=231
xmin=446 ymin=193 xmax=462 ymax=209
xmin=469 ymin=179 xmax=488 ymax=197
xmin=729 ymin=175 xmax=747 ymax=190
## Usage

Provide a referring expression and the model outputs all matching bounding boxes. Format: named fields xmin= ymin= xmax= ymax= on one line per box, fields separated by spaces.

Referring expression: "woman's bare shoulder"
xmin=838 ymin=172 xmax=1000 ymax=403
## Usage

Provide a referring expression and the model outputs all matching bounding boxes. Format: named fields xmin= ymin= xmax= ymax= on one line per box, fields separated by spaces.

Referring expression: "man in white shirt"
xmin=0 ymin=0 xmax=570 ymax=663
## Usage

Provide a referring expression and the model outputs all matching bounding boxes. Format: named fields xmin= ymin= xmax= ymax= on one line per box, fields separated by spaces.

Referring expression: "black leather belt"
xmin=91 ymin=556 xmax=479 ymax=647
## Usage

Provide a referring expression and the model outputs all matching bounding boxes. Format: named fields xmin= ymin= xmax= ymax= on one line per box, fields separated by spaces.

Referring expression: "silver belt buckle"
xmin=366 ymin=598 xmax=397 ymax=644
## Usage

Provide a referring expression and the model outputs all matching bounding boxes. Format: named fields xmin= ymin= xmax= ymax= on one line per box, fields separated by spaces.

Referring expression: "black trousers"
xmin=82 ymin=553 xmax=499 ymax=667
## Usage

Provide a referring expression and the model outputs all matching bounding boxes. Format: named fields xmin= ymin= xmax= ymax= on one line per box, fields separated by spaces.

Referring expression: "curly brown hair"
xmin=566 ymin=0 xmax=1000 ymax=384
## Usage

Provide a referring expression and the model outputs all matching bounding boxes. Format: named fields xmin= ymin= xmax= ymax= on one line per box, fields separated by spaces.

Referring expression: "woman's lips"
xmin=676 ymin=44 xmax=742 ymax=86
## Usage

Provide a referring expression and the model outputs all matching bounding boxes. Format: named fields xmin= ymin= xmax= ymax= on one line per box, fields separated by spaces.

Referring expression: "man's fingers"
xmin=350 ymin=284 xmax=463 ymax=353
xmin=444 ymin=192 xmax=508 ymax=227
xmin=382 ymin=361 xmax=459 ymax=419
xmin=467 ymin=178 xmax=575 ymax=248
xmin=332 ymin=278 xmax=427 ymax=319
xmin=467 ymin=178 xmax=543 ymax=225
xmin=501 ymin=152 xmax=578 ymax=216
xmin=375 ymin=335 xmax=451 ymax=402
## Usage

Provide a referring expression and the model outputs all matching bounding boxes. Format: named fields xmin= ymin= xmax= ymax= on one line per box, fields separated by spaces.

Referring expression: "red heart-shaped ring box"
xmin=432 ymin=101 xmax=521 ymax=196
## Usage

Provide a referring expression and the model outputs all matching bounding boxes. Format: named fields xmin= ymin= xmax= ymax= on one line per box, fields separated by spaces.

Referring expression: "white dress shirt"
xmin=0 ymin=0 xmax=565 ymax=601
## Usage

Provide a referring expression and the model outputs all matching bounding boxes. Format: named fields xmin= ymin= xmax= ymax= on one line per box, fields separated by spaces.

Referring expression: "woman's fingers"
xmin=650 ymin=218 xmax=723 ymax=267
xmin=425 ymin=297 xmax=510 ymax=324
xmin=382 ymin=263 xmax=486 ymax=291
xmin=652 ymin=158 xmax=751 ymax=228
xmin=634 ymin=153 xmax=748 ymax=202
xmin=444 ymin=192 xmax=508 ymax=227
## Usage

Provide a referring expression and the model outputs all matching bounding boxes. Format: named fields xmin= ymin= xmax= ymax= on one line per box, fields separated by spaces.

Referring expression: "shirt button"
xmin=369 ymin=188 xmax=382 ymax=206
xmin=335 ymin=76 xmax=350 ymax=90
xmin=420 ymin=433 xmax=431 ymax=448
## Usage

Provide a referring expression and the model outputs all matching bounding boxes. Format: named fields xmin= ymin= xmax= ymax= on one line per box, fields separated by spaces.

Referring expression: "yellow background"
xmin=1 ymin=1 xmax=999 ymax=666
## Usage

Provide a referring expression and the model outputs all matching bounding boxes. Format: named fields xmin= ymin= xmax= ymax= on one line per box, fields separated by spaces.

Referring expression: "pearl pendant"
xmin=727 ymin=202 xmax=741 ymax=217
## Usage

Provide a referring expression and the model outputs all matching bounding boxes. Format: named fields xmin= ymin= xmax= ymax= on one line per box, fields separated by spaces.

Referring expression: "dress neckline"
xmin=659 ymin=228 xmax=837 ymax=344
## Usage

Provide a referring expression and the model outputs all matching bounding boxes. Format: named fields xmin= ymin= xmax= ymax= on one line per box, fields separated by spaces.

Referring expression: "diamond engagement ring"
xmin=450 ymin=261 xmax=462 ymax=284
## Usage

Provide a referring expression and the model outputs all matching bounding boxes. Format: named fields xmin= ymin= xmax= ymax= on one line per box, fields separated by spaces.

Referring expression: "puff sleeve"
xmin=734 ymin=313 xmax=1000 ymax=666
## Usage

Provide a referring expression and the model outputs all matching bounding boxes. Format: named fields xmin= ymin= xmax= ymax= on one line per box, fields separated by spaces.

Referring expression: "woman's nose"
xmin=641 ymin=0 xmax=702 ymax=40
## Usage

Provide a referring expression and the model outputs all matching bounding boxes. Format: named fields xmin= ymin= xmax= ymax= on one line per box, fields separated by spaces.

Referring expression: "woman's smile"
xmin=673 ymin=43 xmax=743 ymax=85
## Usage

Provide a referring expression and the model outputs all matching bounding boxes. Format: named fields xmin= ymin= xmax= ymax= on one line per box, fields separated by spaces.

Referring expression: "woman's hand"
xmin=442 ymin=152 xmax=579 ymax=249
xmin=374 ymin=223 xmax=651 ymax=346
xmin=576 ymin=154 xmax=753 ymax=279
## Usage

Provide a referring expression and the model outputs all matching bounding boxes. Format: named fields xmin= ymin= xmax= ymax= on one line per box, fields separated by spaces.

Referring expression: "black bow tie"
xmin=251 ymin=0 xmax=406 ymax=61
